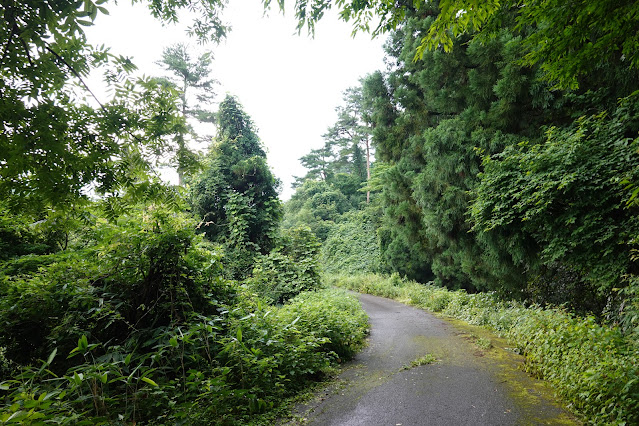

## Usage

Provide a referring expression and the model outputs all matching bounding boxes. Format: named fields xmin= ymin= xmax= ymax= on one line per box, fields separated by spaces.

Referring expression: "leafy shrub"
xmin=0 ymin=288 xmax=369 ymax=424
xmin=246 ymin=226 xmax=323 ymax=304
xmin=0 ymin=208 xmax=230 ymax=368
xmin=0 ymin=203 xmax=58 ymax=261
xmin=332 ymin=273 xmax=639 ymax=425
xmin=321 ymin=209 xmax=381 ymax=275
xmin=0 ymin=204 xmax=369 ymax=424
xmin=0 ymin=206 xmax=234 ymax=422
xmin=282 ymin=180 xmax=352 ymax=242
xmin=275 ymin=289 xmax=369 ymax=360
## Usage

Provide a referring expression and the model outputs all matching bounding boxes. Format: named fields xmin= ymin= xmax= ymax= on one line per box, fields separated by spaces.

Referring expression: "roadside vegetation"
xmin=0 ymin=201 xmax=368 ymax=424
xmin=329 ymin=274 xmax=638 ymax=425
xmin=2 ymin=1 xmax=639 ymax=424
xmin=279 ymin=2 xmax=639 ymax=424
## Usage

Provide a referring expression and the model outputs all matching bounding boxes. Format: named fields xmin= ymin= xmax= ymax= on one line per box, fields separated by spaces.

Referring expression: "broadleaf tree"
xmin=276 ymin=0 xmax=639 ymax=89
xmin=0 ymin=0 xmax=228 ymax=214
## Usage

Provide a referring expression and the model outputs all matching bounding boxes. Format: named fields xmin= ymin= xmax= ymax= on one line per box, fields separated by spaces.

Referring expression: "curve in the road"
xmin=290 ymin=293 xmax=579 ymax=426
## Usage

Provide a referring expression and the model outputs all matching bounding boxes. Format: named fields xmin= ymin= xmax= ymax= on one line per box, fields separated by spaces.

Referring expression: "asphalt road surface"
xmin=289 ymin=293 xmax=578 ymax=425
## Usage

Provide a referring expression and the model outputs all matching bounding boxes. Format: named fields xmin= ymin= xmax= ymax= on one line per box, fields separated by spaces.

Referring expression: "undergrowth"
xmin=0 ymin=208 xmax=369 ymax=425
xmin=328 ymin=273 xmax=639 ymax=425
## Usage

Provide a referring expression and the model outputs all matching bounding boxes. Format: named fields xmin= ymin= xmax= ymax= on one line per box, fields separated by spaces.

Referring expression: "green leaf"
xmin=72 ymin=372 xmax=84 ymax=385
xmin=78 ymin=335 xmax=88 ymax=351
xmin=47 ymin=348 xmax=57 ymax=365
xmin=141 ymin=377 xmax=159 ymax=387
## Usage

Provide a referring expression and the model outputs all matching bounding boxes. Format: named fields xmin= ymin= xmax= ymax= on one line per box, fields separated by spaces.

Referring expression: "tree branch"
xmin=19 ymin=36 xmax=33 ymax=67
xmin=1 ymin=23 xmax=18 ymax=69
xmin=44 ymin=43 xmax=107 ymax=112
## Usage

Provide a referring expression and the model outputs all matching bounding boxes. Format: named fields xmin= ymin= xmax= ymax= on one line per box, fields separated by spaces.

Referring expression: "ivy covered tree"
xmin=191 ymin=95 xmax=282 ymax=277
xmin=352 ymin=2 xmax=639 ymax=315
xmin=283 ymin=180 xmax=351 ymax=241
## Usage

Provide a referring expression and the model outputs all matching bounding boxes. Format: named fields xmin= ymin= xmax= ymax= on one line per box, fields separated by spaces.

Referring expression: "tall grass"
xmin=328 ymin=273 xmax=639 ymax=425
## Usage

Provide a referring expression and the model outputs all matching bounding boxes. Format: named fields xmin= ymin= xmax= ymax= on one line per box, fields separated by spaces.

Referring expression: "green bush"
xmin=246 ymin=226 xmax=323 ymax=305
xmin=0 ymin=203 xmax=58 ymax=261
xmin=276 ymin=289 xmax=369 ymax=360
xmin=0 ymin=205 xmax=369 ymax=424
xmin=0 ymin=288 xmax=369 ymax=425
xmin=0 ymin=208 xmax=230 ymax=368
xmin=321 ymin=210 xmax=381 ymax=276
xmin=332 ymin=273 xmax=639 ymax=425
xmin=0 ymin=206 xmax=233 ymax=423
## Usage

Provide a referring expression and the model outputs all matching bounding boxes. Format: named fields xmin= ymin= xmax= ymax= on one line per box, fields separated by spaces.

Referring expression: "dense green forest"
xmin=2 ymin=0 xmax=639 ymax=424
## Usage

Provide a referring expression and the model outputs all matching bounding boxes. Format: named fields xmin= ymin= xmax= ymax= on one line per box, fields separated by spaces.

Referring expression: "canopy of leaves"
xmin=280 ymin=0 xmax=639 ymax=89
xmin=0 ymin=0 xmax=228 ymax=213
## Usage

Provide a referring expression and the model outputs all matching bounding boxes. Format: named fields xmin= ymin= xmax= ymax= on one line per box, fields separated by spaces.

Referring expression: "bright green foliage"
xmin=321 ymin=208 xmax=381 ymax=276
xmin=332 ymin=273 xmax=639 ymax=425
xmin=1 ymin=1 xmax=374 ymax=424
xmin=419 ymin=0 xmax=639 ymax=90
xmin=275 ymin=289 xmax=369 ymax=360
xmin=0 ymin=0 xmax=228 ymax=213
xmin=278 ymin=0 xmax=639 ymax=90
xmin=0 ymin=207 xmax=226 ymax=367
xmin=402 ymin=353 xmax=438 ymax=370
xmin=0 ymin=200 xmax=369 ymax=423
xmin=0 ymin=284 xmax=367 ymax=423
xmin=191 ymin=95 xmax=282 ymax=277
xmin=0 ymin=203 xmax=60 ymax=260
xmin=0 ymin=205 xmax=230 ymax=422
xmin=247 ymin=226 xmax=323 ymax=305
xmin=472 ymin=95 xmax=639 ymax=306
xmin=283 ymin=180 xmax=352 ymax=241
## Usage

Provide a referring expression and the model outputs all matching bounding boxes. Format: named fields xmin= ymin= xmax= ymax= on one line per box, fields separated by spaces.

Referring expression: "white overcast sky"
xmin=85 ymin=0 xmax=386 ymax=199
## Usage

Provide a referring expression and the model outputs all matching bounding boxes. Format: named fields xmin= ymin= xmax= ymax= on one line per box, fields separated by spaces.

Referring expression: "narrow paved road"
xmin=290 ymin=293 xmax=578 ymax=425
